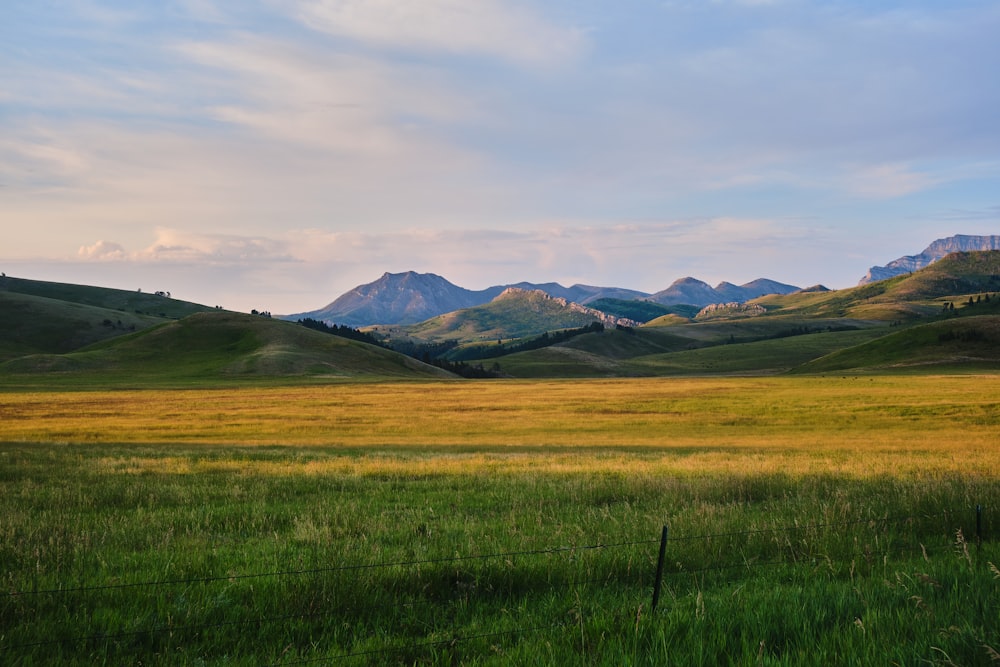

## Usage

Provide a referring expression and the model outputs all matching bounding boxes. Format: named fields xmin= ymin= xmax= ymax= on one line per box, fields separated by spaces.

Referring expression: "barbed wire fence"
xmin=2 ymin=506 xmax=987 ymax=664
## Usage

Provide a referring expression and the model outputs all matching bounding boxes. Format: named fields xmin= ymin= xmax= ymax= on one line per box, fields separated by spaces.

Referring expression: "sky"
xmin=2 ymin=0 xmax=999 ymax=314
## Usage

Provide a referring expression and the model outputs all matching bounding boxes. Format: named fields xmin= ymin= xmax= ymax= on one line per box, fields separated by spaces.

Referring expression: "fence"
xmin=2 ymin=506 xmax=988 ymax=664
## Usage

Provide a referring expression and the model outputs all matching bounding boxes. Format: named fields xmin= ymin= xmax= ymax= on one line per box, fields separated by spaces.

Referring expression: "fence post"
xmin=976 ymin=504 xmax=983 ymax=551
xmin=651 ymin=525 xmax=669 ymax=613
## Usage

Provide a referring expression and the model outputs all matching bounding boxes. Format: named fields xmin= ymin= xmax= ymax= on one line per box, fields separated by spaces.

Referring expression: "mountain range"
xmin=289 ymin=234 xmax=1000 ymax=328
xmin=3 ymin=239 xmax=1000 ymax=383
xmin=288 ymin=273 xmax=802 ymax=327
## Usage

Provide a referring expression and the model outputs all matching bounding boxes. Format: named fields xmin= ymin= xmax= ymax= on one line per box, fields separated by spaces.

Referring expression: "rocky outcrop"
xmin=495 ymin=288 xmax=641 ymax=328
xmin=859 ymin=235 xmax=1000 ymax=285
xmin=694 ymin=302 xmax=766 ymax=320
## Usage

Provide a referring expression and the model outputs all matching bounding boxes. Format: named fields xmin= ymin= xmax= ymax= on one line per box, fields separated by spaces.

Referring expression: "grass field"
xmin=2 ymin=377 xmax=998 ymax=665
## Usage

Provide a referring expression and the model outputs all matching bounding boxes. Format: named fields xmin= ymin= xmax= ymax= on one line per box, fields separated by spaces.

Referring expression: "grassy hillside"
xmin=756 ymin=251 xmax=1000 ymax=320
xmin=401 ymin=288 xmax=604 ymax=343
xmin=792 ymin=314 xmax=1000 ymax=374
xmin=496 ymin=327 xmax=889 ymax=377
xmin=0 ymin=275 xmax=215 ymax=318
xmin=0 ymin=291 xmax=166 ymax=361
xmin=0 ymin=311 xmax=453 ymax=387
xmin=880 ymin=250 xmax=1000 ymax=300
xmin=492 ymin=251 xmax=1000 ymax=377
xmin=4 ymin=251 xmax=1000 ymax=382
xmin=0 ymin=275 xmax=217 ymax=362
xmin=586 ymin=298 xmax=697 ymax=323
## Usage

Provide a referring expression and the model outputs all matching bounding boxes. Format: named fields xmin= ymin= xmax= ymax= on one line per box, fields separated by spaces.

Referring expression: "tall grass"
xmin=2 ymin=377 xmax=998 ymax=664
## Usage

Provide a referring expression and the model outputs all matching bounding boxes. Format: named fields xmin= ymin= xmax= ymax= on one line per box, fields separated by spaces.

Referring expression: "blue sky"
xmin=2 ymin=0 xmax=998 ymax=313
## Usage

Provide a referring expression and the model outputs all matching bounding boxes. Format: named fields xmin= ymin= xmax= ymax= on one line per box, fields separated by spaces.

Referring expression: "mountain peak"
xmin=649 ymin=276 xmax=799 ymax=307
xmin=859 ymin=234 xmax=1000 ymax=285
xmin=293 ymin=272 xmax=503 ymax=326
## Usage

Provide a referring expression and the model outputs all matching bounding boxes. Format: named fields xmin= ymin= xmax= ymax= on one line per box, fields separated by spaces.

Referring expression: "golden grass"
xmin=3 ymin=376 xmax=999 ymax=480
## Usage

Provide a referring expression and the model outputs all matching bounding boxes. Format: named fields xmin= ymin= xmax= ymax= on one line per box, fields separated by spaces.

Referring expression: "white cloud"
xmin=74 ymin=217 xmax=821 ymax=297
xmin=286 ymin=0 xmax=586 ymax=66
xmin=177 ymin=38 xmax=480 ymax=157
xmin=3 ymin=0 xmax=999 ymax=311
xmin=78 ymin=229 xmax=295 ymax=265
xmin=78 ymin=240 xmax=127 ymax=260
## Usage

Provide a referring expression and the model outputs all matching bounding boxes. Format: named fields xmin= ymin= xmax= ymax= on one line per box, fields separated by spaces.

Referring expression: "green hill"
xmin=491 ymin=252 xmax=1000 ymax=377
xmin=0 ymin=311 xmax=452 ymax=387
xmin=791 ymin=315 xmax=1000 ymax=374
xmin=756 ymin=251 xmax=1000 ymax=320
xmin=4 ymin=251 xmax=1000 ymax=383
xmin=400 ymin=288 xmax=609 ymax=343
xmin=0 ymin=275 xmax=215 ymax=318
xmin=0 ymin=291 xmax=168 ymax=361
xmin=495 ymin=323 xmax=888 ymax=378
xmin=0 ymin=275 xmax=217 ymax=362
xmin=586 ymin=298 xmax=697 ymax=323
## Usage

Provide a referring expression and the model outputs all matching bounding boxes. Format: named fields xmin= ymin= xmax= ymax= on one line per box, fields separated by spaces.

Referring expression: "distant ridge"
xmin=5 ymin=247 xmax=1000 ymax=380
xmin=646 ymin=277 xmax=800 ymax=307
xmin=286 ymin=272 xmax=650 ymax=327
xmin=288 ymin=272 xmax=798 ymax=327
xmin=288 ymin=272 xmax=504 ymax=327
xmin=402 ymin=287 xmax=639 ymax=343
xmin=859 ymin=234 xmax=1000 ymax=285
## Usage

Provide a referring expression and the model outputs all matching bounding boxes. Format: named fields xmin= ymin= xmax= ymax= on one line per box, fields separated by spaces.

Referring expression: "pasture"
xmin=2 ymin=377 xmax=998 ymax=665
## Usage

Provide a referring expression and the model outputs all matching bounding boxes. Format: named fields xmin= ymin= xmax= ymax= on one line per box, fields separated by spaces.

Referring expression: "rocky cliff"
xmin=859 ymin=235 xmax=1000 ymax=285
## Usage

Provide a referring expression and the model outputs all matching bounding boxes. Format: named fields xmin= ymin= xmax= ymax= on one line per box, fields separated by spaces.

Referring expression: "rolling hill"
xmin=0 ymin=276 xmax=215 ymax=362
xmin=392 ymin=288 xmax=637 ymax=344
xmin=0 ymin=311 xmax=452 ymax=386
xmin=0 ymin=275 xmax=215 ymax=319
xmin=3 ymin=247 xmax=1000 ymax=383
xmin=791 ymin=315 xmax=1000 ymax=374
xmin=0 ymin=276 xmax=453 ymax=386
xmin=486 ymin=251 xmax=1000 ymax=377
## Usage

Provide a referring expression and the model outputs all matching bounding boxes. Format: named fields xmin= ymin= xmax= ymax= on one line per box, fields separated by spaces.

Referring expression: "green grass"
xmin=1 ymin=377 xmax=998 ymax=664
xmin=1 ymin=442 xmax=996 ymax=666
xmin=497 ymin=325 xmax=889 ymax=377
xmin=625 ymin=328 xmax=890 ymax=375
xmin=794 ymin=315 xmax=1000 ymax=374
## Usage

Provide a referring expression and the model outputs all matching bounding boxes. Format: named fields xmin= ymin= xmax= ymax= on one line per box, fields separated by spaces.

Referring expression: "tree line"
xmin=448 ymin=322 xmax=605 ymax=361
xmin=296 ymin=318 xmax=503 ymax=378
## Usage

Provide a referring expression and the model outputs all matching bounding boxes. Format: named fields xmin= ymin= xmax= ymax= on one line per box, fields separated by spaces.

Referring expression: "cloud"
xmin=286 ymin=0 xmax=586 ymax=66
xmin=78 ymin=240 xmax=127 ymax=260
xmin=51 ymin=216 xmax=852 ymax=313
xmin=176 ymin=37 xmax=482 ymax=155
xmin=4 ymin=0 xmax=999 ymax=312
xmin=78 ymin=229 xmax=295 ymax=265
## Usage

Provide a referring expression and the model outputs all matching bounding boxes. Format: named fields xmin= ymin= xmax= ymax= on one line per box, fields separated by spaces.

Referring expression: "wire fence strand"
xmin=2 ymin=507 xmax=984 ymax=661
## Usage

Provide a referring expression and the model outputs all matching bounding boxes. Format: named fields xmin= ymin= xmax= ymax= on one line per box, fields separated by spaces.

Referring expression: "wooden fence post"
xmin=651 ymin=525 xmax=669 ymax=613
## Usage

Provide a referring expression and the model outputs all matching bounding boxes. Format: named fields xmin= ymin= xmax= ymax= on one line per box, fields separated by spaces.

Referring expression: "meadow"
xmin=2 ymin=376 xmax=998 ymax=665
